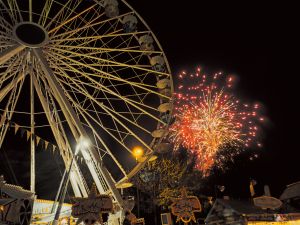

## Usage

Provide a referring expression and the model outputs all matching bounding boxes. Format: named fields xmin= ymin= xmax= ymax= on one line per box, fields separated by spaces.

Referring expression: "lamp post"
xmin=132 ymin=146 xmax=144 ymax=218
xmin=52 ymin=137 xmax=89 ymax=225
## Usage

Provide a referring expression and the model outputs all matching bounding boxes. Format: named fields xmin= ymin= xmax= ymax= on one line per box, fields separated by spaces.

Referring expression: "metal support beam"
xmin=33 ymin=48 xmax=124 ymax=207
xmin=31 ymin=72 xmax=84 ymax=197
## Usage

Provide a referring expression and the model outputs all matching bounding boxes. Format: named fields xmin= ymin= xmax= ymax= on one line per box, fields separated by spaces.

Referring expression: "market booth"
xmin=205 ymin=198 xmax=300 ymax=225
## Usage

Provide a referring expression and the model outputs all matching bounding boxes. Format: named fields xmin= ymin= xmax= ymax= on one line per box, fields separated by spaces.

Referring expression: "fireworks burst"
xmin=169 ymin=67 xmax=264 ymax=175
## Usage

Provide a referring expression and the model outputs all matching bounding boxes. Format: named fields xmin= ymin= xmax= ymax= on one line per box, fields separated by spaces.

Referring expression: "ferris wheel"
xmin=0 ymin=0 xmax=173 ymax=221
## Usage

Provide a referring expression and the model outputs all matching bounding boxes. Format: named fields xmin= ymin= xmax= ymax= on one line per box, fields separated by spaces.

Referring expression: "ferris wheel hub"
xmin=13 ymin=22 xmax=48 ymax=48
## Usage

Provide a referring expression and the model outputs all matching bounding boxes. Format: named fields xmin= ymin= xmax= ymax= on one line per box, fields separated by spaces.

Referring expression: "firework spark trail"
xmin=169 ymin=67 xmax=264 ymax=175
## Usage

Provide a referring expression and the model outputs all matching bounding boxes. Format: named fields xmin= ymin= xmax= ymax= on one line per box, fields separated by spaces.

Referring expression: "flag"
xmin=45 ymin=141 xmax=49 ymax=151
xmin=14 ymin=124 xmax=20 ymax=134
xmin=26 ymin=131 xmax=31 ymax=141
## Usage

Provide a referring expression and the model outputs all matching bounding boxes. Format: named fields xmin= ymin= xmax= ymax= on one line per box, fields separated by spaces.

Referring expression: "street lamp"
xmin=52 ymin=136 xmax=90 ymax=225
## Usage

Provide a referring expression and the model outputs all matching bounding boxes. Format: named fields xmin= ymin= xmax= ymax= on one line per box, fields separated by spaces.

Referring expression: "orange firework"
xmin=169 ymin=67 xmax=264 ymax=175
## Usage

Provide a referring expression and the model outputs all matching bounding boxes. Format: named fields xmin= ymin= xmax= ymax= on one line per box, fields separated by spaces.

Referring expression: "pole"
xmin=50 ymin=169 xmax=67 ymax=214
xmin=30 ymin=61 xmax=35 ymax=193
xmin=52 ymin=157 xmax=75 ymax=225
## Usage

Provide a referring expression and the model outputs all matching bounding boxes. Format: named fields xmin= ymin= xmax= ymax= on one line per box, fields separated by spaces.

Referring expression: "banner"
xmin=10 ymin=121 xmax=93 ymax=165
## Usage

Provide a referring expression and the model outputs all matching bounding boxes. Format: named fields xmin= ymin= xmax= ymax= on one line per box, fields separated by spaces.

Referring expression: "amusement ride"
xmin=0 ymin=0 xmax=173 ymax=224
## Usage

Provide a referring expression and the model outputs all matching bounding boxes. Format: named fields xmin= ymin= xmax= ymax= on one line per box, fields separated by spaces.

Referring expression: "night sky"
xmin=125 ymin=1 xmax=299 ymax=198
xmin=0 ymin=1 xmax=298 ymax=201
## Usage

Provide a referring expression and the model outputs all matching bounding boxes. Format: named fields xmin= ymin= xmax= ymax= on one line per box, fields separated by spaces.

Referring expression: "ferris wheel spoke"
xmin=54 ymin=68 xmax=162 ymax=129
xmin=50 ymin=11 xmax=131 ymax=40
xmin=48 ymin=46 xmax=169 ymax=78
xmin=38 ymin=0 xmax=53 ymax=26
xmin=59 ymin=76 xmax=151 ymax=134
xmin=50 ymin=62 xmax=97 ymax=110
xmin=101 ymin=101 xmax=152 ymax=135
xmin=49 ymin=13 xmax=102 ymax=41
xmin=73 ymin=105 xmax=128 ymax=177
xmin=0 ymin=16 xmax=13 ymax=31
xmin=58 ymin=0 xmax=87 ymax=27
xmin=102 ymin=38 xmax=146 ymax=74
xmin=0 ymin=56 xmax=27 ymax=94
xmin=46 ymin=50 xmax=168 ymax=96
xmin=49 ymin=15 xmax=107 ymax=50
xmin=0 ymin=45 xmax=25 ymax=65
xmin=66 ymin=28 xmax=128 ymax=49
xmin=79 ymin=99 xmax=155 ymax=147
xmin=58 ymin=13 xmax=125 ymax=51
xmin=48 ymin=3 xmax=97 ymax=35
xmin=97 ymin=65 xmax=149 ymax=121
xmin=45 ymin=53 xmax=162 ymax=107
xmin=56 ymin=76 xmax=161 ymax=124
xmin=0 ymin=51 xmax=25 ymax=84
xmin=0 ymin=71 xmax=27 ymax=102
xmin=49 ymin=31 xmax=150 ymax=43
xmin=0 ymin=1 xmax=17 ymax=24
xmin=2 ymin=73 xmax=25 ymax=123
xmin=54 ymin=34 xmax=141 ymax=70
xmin=0 ymin=76 xmax=25 ymax=149
xmin=57 ymin=0 xmax=103 ymax=38
xmin=54 ymin=69 xmax=164 ymax=125
xmin=99 ymin=104 xmax=155 ymax=152
xmin=84 ymin=82 xmax=131 ymax=141
xmin=73 ymin=103 xmax=138 ymax=177
xmin=28 ymin=0 xmax=32 ymax=22
xmin=100 ymin=30 xmax=141 ymax=62
xmin=53 ymin=70 xmax=155 ymax=134
xmin=52 ymin=19 xmax=120 ymax=50
xmin=72 ymin=98 xmax=153 ymax=156
xmin=44 ymin=0 xmax=79 ymax=30
xmin=49 ymin=44 xmax=162 ymax=55
xmin=10 ymin=0 xmax=23 ymax=22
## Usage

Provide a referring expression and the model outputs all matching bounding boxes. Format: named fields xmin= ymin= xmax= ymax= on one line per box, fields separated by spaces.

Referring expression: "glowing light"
xmin=76 ymin=136 xmax=90 ymax=155
xmin=132 ymin=146 xmax=144 ymax=159
xmin=247 ymin=221 xmax=300 ymax=225
xmin=169 ymin=67 xmax=264 ymax=175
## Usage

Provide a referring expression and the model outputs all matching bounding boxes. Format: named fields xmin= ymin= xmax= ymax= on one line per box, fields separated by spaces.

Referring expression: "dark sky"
xmin=126 ymin=1 xmax=299 ymax=198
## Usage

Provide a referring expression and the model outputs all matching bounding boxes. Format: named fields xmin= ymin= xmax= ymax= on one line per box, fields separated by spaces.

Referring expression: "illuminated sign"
xmin=170 ymin=188 xmax=201 ymax=224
